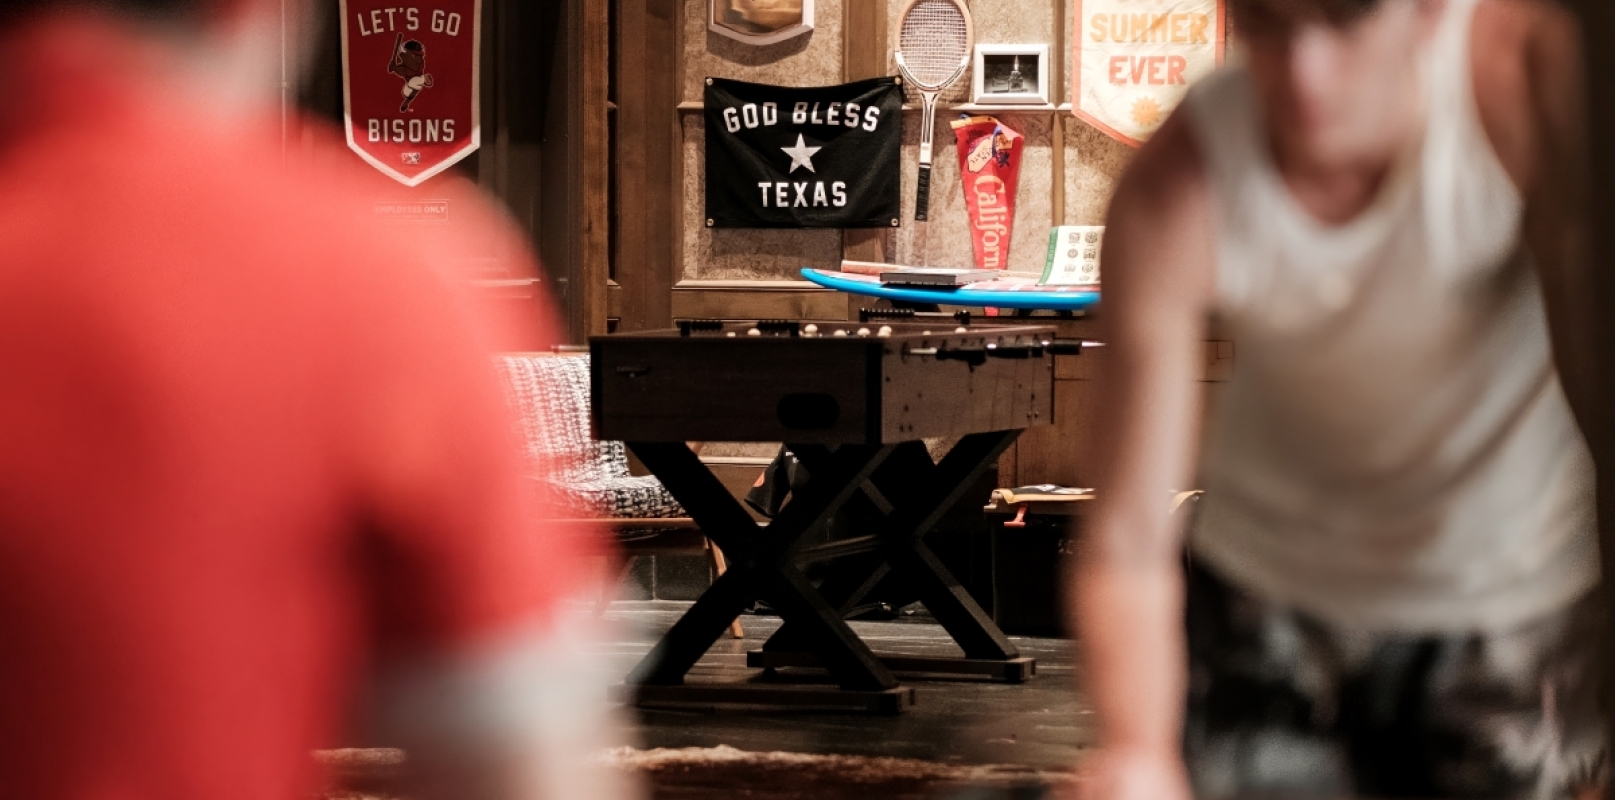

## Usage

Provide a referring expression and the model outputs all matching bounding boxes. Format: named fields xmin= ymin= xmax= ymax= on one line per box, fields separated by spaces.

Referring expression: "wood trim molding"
xmin=670 ymin=279 xmax=855 ymax=320
xmin=1051 ymin=0 xmax=1067 ymax=225
xmin=607 ymin=280 xmax=623 ymax=320
xmin=676 ymin=101 xmax=1069 ymax=113
xmin=611 ymin=0 xmax=679 ymax=333
xmin=842 ymin=0 xmax=889 ymax=266
xmin=674 ymin=279 xmax=834 ymax=292
xmin=669 ymin=0 xmax=686 ymax=330
xmin=580 ymin=0 xmax=611 ymax=338
xmin=698 ymin=456 xmax=778 ymax=467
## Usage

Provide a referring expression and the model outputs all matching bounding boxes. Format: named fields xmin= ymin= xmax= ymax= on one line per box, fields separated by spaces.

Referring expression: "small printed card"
xmin=1041 ymin=226 xmax=1103 ymax=286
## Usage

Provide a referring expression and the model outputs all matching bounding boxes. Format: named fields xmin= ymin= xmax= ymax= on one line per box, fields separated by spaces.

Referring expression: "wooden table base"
xmin=746 ymin=651 xmax=1037 ymax=684
xmin=618 ymin=432 xmax=1030 ymax=714
xmin=610 ymin=682 xmax=916 ymax=715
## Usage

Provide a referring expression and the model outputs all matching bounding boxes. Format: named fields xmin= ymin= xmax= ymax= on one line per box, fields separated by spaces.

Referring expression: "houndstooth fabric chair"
xmin=494 ymin=351 xmax=743 ymax=638
xmin=494 ymin=353 xmax=684 ymax=520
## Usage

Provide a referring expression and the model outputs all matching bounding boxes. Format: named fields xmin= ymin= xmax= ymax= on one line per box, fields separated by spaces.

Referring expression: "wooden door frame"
xmin=535 ymin=0 xmax=612 ymax=343
xmin=609 ymin=0 xmax=680 ymax=332
xmin=571 ymin=0 xmax=612 ymax=340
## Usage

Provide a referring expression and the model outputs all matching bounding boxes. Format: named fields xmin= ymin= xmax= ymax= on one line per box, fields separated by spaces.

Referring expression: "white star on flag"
xmin=780 ymin=134 xmax=822 ymax=174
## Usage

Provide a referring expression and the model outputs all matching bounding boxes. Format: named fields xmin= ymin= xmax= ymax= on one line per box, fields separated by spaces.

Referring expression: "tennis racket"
xmin=894 ymin=0 xmax=974 ymax=222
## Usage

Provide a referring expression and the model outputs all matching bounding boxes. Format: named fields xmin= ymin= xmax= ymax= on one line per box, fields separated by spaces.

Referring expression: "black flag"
xmin=705 ymin=76 xmax=902 ymax=229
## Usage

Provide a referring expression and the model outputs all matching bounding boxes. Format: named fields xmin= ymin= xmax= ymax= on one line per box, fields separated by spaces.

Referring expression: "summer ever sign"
xmin=1072 ymin=0 xmax=1225 ymax=147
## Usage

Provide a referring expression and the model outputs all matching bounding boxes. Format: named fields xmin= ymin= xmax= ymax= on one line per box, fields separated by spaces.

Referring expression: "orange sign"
xmin=1072 ymin=0 xmax=1225 ymax=147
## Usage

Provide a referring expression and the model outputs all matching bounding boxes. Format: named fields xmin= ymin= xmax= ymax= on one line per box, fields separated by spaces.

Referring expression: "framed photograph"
xmin=709 ymin=0 xmax=815 ymax=45
xmin=972 ymin=44 xmax=1050 ymax=106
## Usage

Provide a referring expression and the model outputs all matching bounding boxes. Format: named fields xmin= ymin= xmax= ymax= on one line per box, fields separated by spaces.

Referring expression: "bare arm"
xmin=364 ymin=619 xmax=645 ymax=800
xmin=343 ymin=198 xmax=638 ymax=800
xmin=1069 ymin=111 xmax=1216 ymax=795
xmin=1521 ymin=8 xmax=1594 ymax=434
xmin=1473 ymin=0 xmax=1594 ymax=430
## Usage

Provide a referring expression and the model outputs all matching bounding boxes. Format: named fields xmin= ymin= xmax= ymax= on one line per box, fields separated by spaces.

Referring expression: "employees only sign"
xmin=1072 ymin=0 xmax=1225 ymax=146
xmin=340 ymin=0 xmax=481 ymax=186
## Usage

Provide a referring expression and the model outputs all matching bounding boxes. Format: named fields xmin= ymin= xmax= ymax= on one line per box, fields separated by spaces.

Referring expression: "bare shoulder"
xmin=1470 ymin=0 xmax=1579 ymax=59
xmin=1110 ymin=109 xmax=1211 ymax=225
xmin=1102 ymin=108 xmax=1217 ymax=324
xmin=1471 ymin=0 xmax=1583 ymax=195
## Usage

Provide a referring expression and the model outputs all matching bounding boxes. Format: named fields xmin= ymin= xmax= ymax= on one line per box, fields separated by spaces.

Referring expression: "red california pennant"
xmin=951 ymin=116 xmax=1023 ymax=271
xmin=340 ymin=0 xmax=481 ymax=186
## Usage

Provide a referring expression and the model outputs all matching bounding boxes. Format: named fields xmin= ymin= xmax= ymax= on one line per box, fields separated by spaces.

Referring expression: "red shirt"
xmin=0 ymin=16 xmax=591 ymax=800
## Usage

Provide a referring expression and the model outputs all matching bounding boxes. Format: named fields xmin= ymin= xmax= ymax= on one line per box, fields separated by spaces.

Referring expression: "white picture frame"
xmin=971 ymin=44 xmax=1050 ymax=106
xmin=709 ymin=0 xmax=815 ymax=46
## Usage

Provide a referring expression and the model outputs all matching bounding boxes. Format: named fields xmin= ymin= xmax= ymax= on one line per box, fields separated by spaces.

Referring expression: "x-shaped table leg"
xmin=760 ymin=431 xmax=1030 ymax=677
xmin=623 ymin=441 xmax=902 ymax=691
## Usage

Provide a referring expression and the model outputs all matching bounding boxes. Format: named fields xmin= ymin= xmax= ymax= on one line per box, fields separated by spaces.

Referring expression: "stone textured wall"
xmin=680 ymin=0 xmax=1138 ymax=281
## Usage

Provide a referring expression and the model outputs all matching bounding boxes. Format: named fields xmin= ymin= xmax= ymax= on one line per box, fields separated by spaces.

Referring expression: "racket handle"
xmin=915 ymin=163 xmax=933 ymax=222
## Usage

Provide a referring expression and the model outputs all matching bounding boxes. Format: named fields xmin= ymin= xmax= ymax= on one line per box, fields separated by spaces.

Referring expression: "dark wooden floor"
xmin=598 ymin=602 xmax=1096 ymax=772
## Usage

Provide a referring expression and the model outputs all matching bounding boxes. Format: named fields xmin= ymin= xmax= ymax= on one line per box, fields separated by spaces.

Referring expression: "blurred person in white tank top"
xmin=1069 ymin=0 xmax=1604 ymax=798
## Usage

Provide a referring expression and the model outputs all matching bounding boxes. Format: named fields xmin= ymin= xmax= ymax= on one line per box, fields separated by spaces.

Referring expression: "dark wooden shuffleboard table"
xmin=592 ymin=318 xmax=1059 ymax=714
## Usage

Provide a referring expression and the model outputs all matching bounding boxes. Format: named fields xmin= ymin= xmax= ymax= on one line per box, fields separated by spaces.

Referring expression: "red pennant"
xmin=951 ymin=116 xmax=1023 ymax=271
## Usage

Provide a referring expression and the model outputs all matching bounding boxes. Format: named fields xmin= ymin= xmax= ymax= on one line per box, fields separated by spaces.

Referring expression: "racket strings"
xmin=897 ymin=3 xmax=969 ymax=86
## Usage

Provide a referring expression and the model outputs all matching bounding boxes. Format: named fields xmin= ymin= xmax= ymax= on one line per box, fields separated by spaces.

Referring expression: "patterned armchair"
xmin=494 ymin=352 xmax=741 ymax=636
xmin=497 ymin=352 xmax=684 ymax=522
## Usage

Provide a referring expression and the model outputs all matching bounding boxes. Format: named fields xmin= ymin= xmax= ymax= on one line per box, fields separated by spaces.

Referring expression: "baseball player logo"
xmin=388 ymin=34 xmax=435 ymax=112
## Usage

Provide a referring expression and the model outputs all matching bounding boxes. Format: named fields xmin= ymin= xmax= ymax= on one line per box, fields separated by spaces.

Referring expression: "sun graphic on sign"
xmin=1130 ymin=96 xmax=1164 ymax=129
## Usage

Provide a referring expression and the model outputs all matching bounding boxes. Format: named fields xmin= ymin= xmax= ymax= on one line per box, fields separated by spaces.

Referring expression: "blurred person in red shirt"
xmin=0 ymin=2 xmax=638 ymax=800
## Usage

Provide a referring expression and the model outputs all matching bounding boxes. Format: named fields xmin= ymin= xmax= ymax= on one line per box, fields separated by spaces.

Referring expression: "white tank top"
xmin=1182 ymin=0 xmax=1596 ymax=632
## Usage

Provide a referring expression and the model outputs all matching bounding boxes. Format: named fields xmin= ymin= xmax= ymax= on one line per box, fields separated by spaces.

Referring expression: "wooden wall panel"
xmin=531 ymin=0 xmax=612 ymax=342
xmin=843 ymin=0 xmax=891 ymax=265
xmin=614 ymin=0 xmax=681 ymax=331
xmin=1015 ymin=378 xmax=1099 ymax=487
xmin=670 ymin=280 xmax=855 ymax=320
xmin=1004 ymin=342 xmax=1234 ymax=489
xmin=578 ymin=0 xmax=612 ymax=338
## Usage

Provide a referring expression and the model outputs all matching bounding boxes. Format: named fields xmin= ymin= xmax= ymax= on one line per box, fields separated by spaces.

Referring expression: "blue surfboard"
xmin=801 ymin=268 xmax=1100 ymax=312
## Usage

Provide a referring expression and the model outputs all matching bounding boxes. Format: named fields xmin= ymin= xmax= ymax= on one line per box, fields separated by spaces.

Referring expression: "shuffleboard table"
xmin=592 ymin=318 xmax=1060 ymax=713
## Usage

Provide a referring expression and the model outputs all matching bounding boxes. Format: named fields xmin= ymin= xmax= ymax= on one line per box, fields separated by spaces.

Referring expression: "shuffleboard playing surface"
xmin=801 ymin=268 xmax=1100 ymax=311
